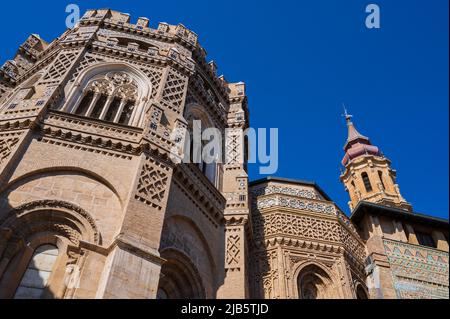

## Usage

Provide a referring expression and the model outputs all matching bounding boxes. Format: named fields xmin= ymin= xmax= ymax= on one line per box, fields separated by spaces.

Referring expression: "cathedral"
xmin=0 ymin=9 xmax=448 ymax=299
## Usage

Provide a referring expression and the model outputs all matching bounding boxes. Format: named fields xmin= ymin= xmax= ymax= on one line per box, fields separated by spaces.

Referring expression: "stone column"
xmin=85 ymin=93 xmax=101 ymax=117
xmin=99 ymin=95 xmax=114 ymax=120
xmin=98 ymin=153 xmax=174 ymax=299
xmin=113 ymin=99 xmax=127 ymax=123
xmin=67 ymin=90 xmax=86 ymax=113
xmin=97 ymin=235 xmax=166 ymax=299
xmin=217 ymin=217 xmax=248 ymax=299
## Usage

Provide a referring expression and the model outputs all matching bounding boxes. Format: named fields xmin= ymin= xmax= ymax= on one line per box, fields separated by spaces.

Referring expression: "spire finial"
xmin=341 ymin=103 xmax=372 ymax=150
xmin=342 ymin=103 xmax=353 ymax=123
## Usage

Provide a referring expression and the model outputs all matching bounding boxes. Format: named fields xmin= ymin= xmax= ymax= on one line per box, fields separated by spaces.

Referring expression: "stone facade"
xmin=0 ymin=9 xmax=448 ymax=299
xmin=248 ymin=179 xmax=367 ymax=299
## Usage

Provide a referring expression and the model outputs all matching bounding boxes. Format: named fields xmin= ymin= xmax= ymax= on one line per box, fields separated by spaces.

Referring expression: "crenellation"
xmin=0 ymin=8 xmax=446 ymax=300
xmin=136 ymin=17 xmax=150 ymax=28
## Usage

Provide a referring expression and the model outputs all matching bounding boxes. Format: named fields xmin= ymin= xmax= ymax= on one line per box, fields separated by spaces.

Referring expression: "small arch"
xmin=294 ymin=262 xmax=338 ymax=299
xmin=157 ymin=247 xmax=206 ymax=299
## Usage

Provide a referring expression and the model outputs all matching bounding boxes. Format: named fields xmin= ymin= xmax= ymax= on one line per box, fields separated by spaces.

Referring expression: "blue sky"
xmin=0 ymin=0 xmax=448 ymax=218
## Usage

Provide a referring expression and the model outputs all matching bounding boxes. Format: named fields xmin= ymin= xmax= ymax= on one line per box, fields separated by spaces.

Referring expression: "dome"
xmin=341 ymin=115 xmax=382 ymax=166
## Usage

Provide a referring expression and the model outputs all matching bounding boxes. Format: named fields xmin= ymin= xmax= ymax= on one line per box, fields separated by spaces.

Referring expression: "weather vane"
xmin=342 ymin=103 xmax=353 ymax=121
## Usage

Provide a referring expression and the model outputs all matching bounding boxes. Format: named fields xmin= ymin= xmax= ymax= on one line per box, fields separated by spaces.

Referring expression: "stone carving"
xmin=252 ymin=212 xmax=366 ymax=262
xmin=1 ymin=8 xmax=444 ymax=300
xmin=1 ymin=200 xmax=100 ymax=244
xmin=69 ymin=54 xmax=106 ymax=83
xmin=87 ymin=72 xmax=138 ymax=101
xmin=0 ymin=131 xmax=22 ymax=168
xmin=255 ymin=196 xmax=336 ymax=215
xmin=225 ymin=132 xmax=241 ymax=165
xmin=140 ymin=67 xmax=163 ymax=99
xmin=52 ymin=223 xmax=82 ymax=246
xmin=42 ymin=51 xmax=79 ymax=84
xmin=226 ymin=232 xmax=241 ymax=268
xmin=251 ymin=185 xmax=319 ymax=200
xmin=160 ymin=68 xmax=187 ymax=112
xmin=135 ymin=157 xmax=170 ymax=209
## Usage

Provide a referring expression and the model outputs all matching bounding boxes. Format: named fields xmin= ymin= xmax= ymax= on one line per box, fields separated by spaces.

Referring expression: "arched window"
xmin=378 ymin=171 xmax=385 ymax=190
xmin=69 ymin=72 xmax=138 ymax=126
xmin=62 ymin=63 xmax=152 ymax=127
xmin=361 ymin=172 xmax=373 ymax=192
xmin=0 ymin=200 xmax=100 ymax=299
xmin=74 ymin=91 xmax=94 ymax=115
xmin=14 ymin=244 xmax=59 ymax=299
xmin=185 ymin=106 xmax=219 ymax=187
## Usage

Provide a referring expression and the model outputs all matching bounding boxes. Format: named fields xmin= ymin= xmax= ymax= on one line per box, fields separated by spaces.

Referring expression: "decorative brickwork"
xmin=0 ymin=8 xmax=446 ymax=300
xmin=0 ymin=131 xmax=23 ymax=168
xmin=383 ymin=239 xmax=449 ymax=299
xmin=135 ymin=156 xmax=170 ymax=209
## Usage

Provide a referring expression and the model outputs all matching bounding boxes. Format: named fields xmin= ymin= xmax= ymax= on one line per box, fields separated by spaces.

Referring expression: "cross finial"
xmin=342 ymin=103 xmax=353 ymax=122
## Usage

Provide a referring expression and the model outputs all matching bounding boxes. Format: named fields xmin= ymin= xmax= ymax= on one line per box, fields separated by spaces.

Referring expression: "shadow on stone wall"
xmin=249 ymin=206 xmax=270 ymax=299
xmin=0 ymin=195 xmax=56 ymax=299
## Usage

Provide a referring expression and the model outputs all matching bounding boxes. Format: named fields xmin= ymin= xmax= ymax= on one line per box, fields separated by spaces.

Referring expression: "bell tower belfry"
xmin=339 ymin=111 xmax=412 ymax=212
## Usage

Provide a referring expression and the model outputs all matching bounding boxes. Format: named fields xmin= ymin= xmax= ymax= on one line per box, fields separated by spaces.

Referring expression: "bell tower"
xmin=339 ymin=111 xmax=412 ymax=212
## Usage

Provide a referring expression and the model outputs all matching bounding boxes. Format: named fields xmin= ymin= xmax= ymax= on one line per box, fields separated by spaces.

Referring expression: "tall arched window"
xmin=62 ymin=63 xmax=152 ymax=127
xmin=185 ymin=106 xmax=219 ymax=187
xmin=378 ymin=171 xmax=385 ymax=190
xmin=14 ymin=244 xmax=59 ymax=299
xmin=361 ymin=172 xmax=373 ymax=192
xmin=69 ymin=72 xmax=138 ymax=126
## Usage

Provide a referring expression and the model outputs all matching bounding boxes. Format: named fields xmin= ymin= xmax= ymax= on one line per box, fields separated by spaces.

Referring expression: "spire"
xmin=342 ymin=104 xmax=369 ymax=150
xmin=339 ymin=105 xmax=412 ymax=212
xmin=341 ymin=106 xmax=381 ymax=166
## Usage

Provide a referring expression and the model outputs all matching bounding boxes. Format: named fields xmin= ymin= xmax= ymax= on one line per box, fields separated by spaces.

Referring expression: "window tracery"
xmin=70 ymin=71 xmax=139 ymax=126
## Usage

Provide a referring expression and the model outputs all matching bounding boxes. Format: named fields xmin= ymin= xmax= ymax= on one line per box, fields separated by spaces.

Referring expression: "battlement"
xmin=0 ymin=8 xmax=247 ymax=108
xmin=79 ymin=9 xmax=245 ymax=99
xmin=80 ymin=9 xmax=199 ymax=47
